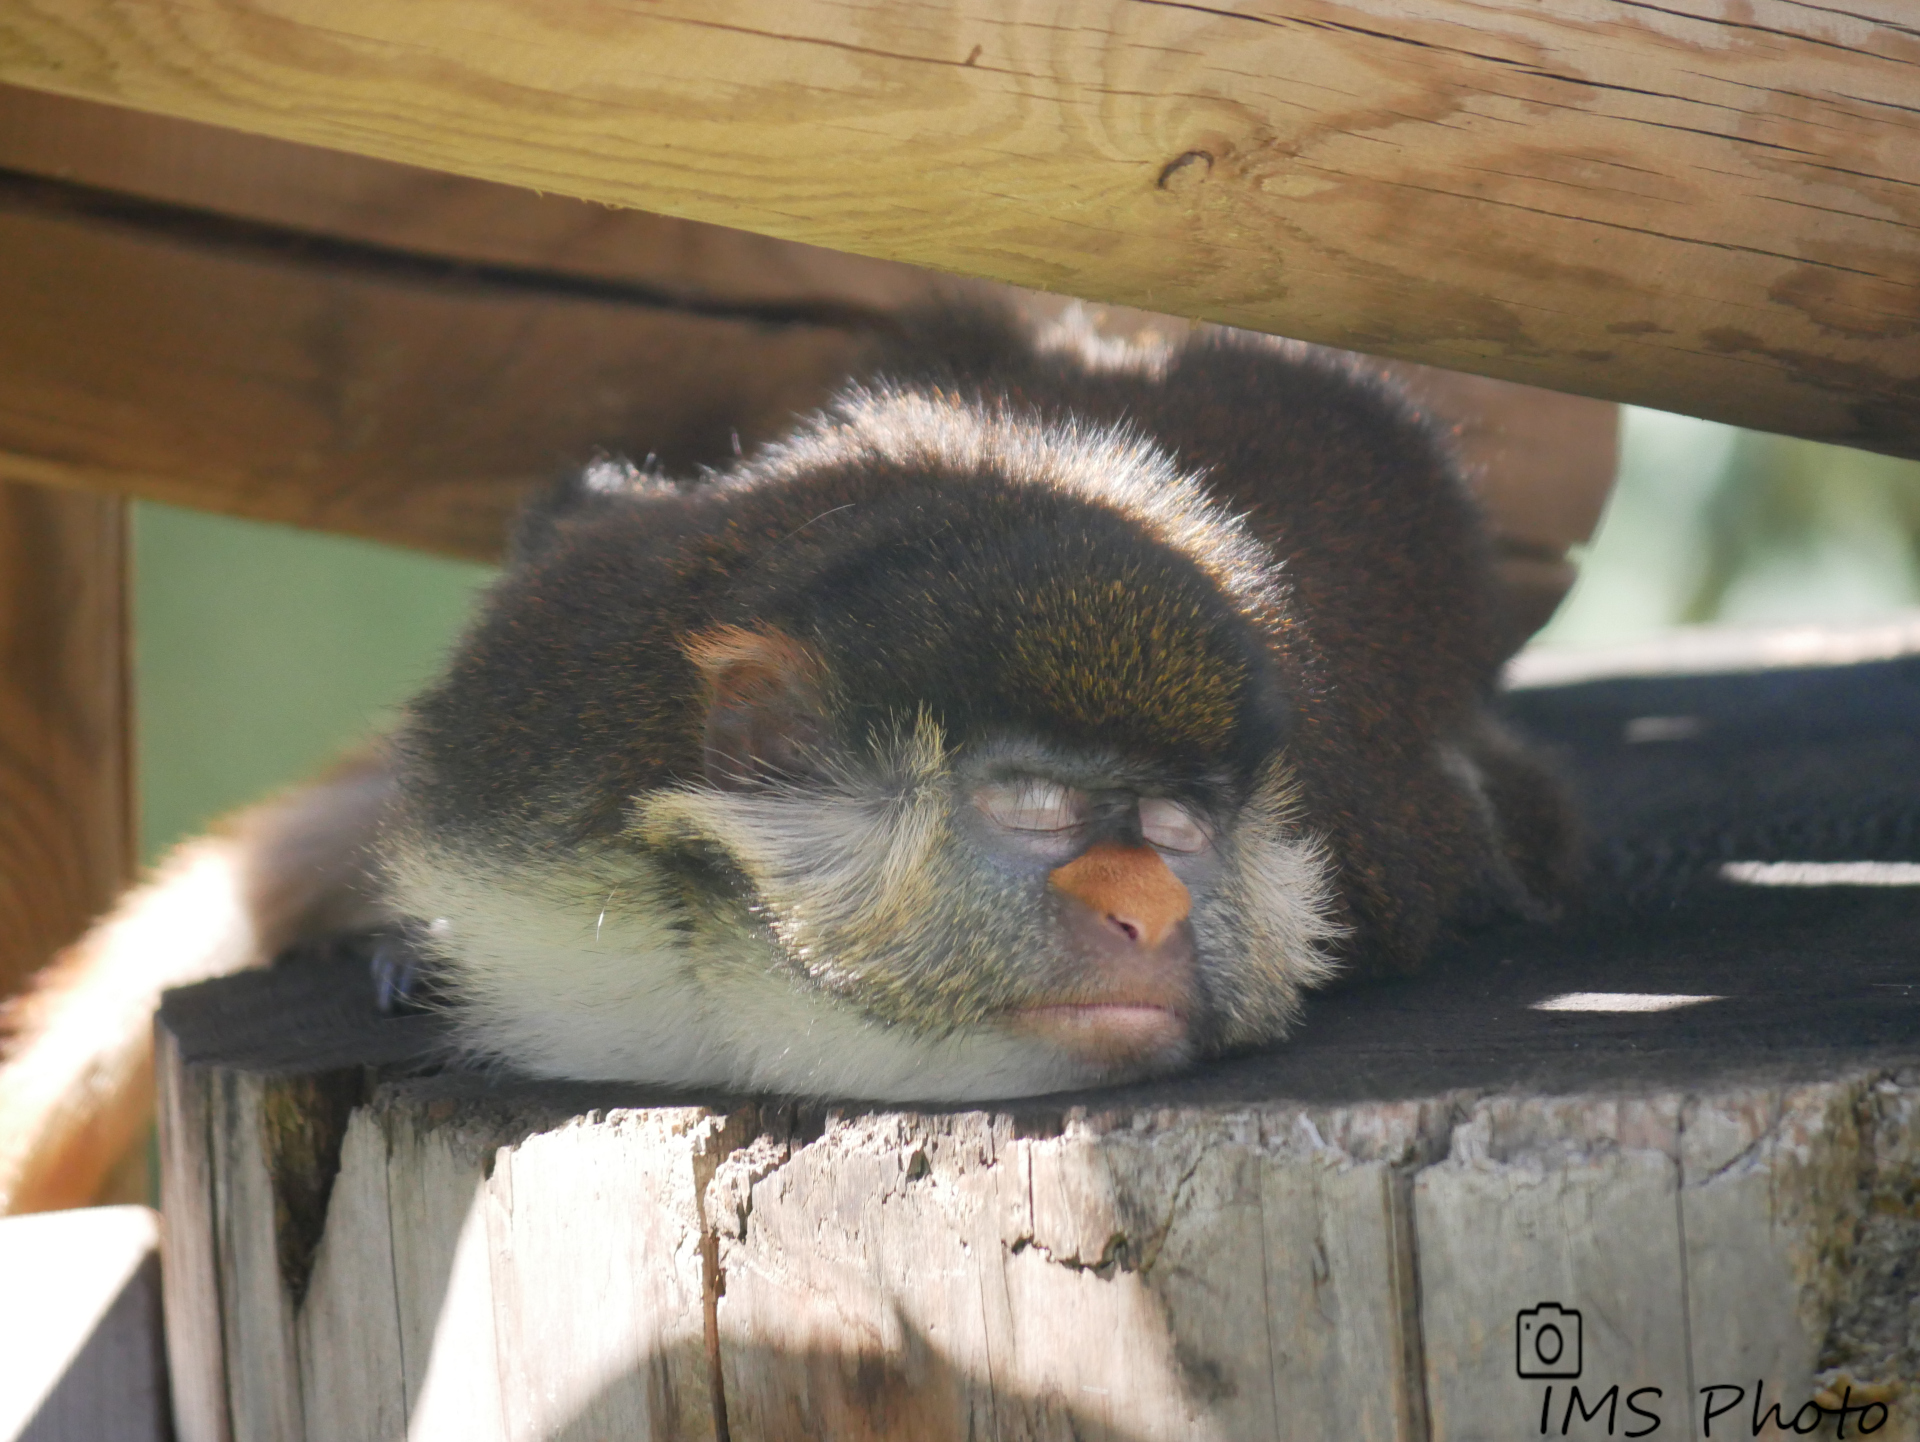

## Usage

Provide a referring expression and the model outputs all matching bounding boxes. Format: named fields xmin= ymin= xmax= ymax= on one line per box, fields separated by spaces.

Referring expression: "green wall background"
xmin=1537 ymin=411 xmax=1920 ymax=650
xmin=132 ymin=413 xmax=1920 ymax=867
xmin=133 ymin=505 xmax=491 ymax=864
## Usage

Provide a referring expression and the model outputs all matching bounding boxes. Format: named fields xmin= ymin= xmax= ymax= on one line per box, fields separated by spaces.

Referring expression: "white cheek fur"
xmin=383 ymin=745 xmax=1340 ymax=1099
xmin=383 ymin=837 xmax=1101 ymax=1102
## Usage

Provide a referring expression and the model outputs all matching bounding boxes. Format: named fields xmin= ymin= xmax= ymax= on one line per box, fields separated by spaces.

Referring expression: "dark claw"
xmin=370 ymin=920 xmax=452 ymax=1015
xmin=371 ymin=936 xmax=425 ymax=1015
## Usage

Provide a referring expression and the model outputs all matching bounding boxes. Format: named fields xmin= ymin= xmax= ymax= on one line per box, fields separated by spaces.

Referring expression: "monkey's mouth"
xmin=1003 ymin=1001 xmax=1190 ymax=1069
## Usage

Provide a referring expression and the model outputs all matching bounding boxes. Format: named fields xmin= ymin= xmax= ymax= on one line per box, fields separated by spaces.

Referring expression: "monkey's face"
xmin=628 ymin=623 xmax=1340 ymax=1098
xmin=964 ymin=757 xmax=1338 ymax=1078
xmin=964 ymin=767 xmax=1208 ymax=1069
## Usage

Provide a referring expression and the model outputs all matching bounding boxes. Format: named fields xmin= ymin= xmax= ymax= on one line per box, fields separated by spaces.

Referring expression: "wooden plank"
xmin=0 ymin=195 xmax=878 ymax=560
xmin=0 ymin=81 xmax=934 ymax=312
xmin=0 ymin=79 xmax=926 ymax=559
xmin=481 ymin=1106 xmax=719 ymax=1441
xmin=157 ymin=960 xmax=455 ymax=1442
xmin=383 ymin=1086 xmax=513 ymax=1442
xmin=0 ymin=1205 xmax=170 ymax=1442
xmin=0 ymin=481 xmax=129 ymax=1003
xmin=0 ymin=480 xmax=139 ymax=1215
xmin=210 ymin=1070 xmax=308 ymax=1442
xmin=0 ymin=193 xmax=1620 ymax=582
xmin=0 ymin=1 xmax=1912 ymax=455
xmin=1414 ymin=1085 xmax=1882 ymax=1440
xmin=0 ymin=79 xmax=929 ymax=560
xmin=0 ymin=84 xmax=1615 ymax=588
xmin=712 ymin=1104 xmax=1437 ymax=1439
xmin=295 ymin=1106 xmax=407 ymax=1442
xmin=1244 ymin=1111 xmax=1433 ymax=1438
xmin=1415 ymin=1097 xmax=1700 ymax=1436
xmin=1678 ymin=1086 xmax=1855 ymax=1419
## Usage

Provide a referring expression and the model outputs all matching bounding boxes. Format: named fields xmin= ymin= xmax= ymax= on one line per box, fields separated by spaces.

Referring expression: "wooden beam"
xmin=0 ymin=85 xmax=1617 ymax=589
xmin=0 ymin=84 xmax=935 ymax=314
xmin=0 ymin=483 xmax=130 ymax=1003
xmin=0 ymin=82 xmax=942 ymax=560
xmin=0 ymin=183 xmax=885 ymax=560
xmin=0 ymin=0 xmax=1912 ymax=456
xmin=0 ymin=482 xmax=141 ymax=1210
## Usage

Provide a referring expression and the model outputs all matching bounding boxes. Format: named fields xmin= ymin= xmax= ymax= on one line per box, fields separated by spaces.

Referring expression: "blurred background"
xmin=134 ymin=510 xmax=489 ymax=864
xmin=1535 ymin=414 xmax=1920 ymax=650
xmin=135 ymin=413 xmax=1920 ymax=868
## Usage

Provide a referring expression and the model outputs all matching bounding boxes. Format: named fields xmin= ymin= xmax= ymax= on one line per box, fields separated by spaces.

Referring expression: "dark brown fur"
xmin=401 ymin=302 xmax=1576 ymax=989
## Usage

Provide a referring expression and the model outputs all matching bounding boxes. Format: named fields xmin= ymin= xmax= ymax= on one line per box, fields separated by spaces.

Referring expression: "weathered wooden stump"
xmin=158 ymin=885 xmax=1920 ymax=1442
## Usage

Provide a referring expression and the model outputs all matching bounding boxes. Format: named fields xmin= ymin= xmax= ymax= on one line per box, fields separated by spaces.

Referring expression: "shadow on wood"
xmin=156 ymin=908 xmax=1920 ymax=1441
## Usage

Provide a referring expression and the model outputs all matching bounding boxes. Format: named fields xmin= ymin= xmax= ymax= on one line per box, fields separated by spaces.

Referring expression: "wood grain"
xmin=0 ymin=82 xmax=937 ymax=314
xmin=0 ymin=189 xmax=881 ymax=559
xmin=0 ymin=482 xmax=129 ymax=1003
xmin=155 ymin=958 xmax=1920 ymax=1441
xmin=0 ymin=80 xmax=941 ymax=558
xmin=155 ymin=1025 xmax=231 ymax=1442
xmin=0 ymin=0 xmax=1913 ymax=455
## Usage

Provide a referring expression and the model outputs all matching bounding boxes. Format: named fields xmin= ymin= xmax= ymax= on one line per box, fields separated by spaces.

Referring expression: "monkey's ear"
xmin=685 ymin=626 xmax=834 ymax=790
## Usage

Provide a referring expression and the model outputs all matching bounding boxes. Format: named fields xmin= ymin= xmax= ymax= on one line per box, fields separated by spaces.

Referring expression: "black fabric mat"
xmin=1507 ymin=654 xmax=1920 ymax=904
xmin=188 ymin=655 xmax=1920 ymax=1111
xmin=1091 ymin=655 xmax=1920 ymax=1109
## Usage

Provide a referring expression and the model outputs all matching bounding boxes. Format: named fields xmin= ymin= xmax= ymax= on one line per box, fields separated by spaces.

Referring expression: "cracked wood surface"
xmin=1 ymin=0 xmax=1915 ymax=456
xmin=156 ymin=951 xmax=1920 ymax=1441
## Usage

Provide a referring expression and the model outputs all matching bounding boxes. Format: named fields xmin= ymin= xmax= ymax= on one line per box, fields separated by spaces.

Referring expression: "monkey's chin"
xmin=1003 ymin=1004 xmax=1191 ymax=1073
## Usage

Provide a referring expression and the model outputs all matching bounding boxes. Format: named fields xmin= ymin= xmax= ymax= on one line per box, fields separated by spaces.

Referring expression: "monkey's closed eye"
xmin=973 ymin=778 xmax=1088 ymax=834
xmin=1139 ymin=797 xmax=1212 ymax=854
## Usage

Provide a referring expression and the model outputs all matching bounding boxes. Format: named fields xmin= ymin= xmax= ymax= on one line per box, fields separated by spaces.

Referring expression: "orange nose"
xmin=1048 ymin=843 xmax=1192 ymax=949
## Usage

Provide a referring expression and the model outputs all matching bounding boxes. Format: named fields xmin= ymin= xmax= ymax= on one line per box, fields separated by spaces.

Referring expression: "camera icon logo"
xmin=1515 ymin=1303 xmax=1583 ymax=1379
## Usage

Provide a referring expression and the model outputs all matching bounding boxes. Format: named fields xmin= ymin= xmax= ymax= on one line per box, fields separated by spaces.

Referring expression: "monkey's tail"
xmin=0 ymin=750 xmax=397 ymax=1215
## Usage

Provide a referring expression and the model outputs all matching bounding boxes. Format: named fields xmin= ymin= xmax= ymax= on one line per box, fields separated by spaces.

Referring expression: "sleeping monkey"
xmin=0 ymin=300 xmax=1576 ymax=1207
xmin=385 ymin=300 xmax=1577 ymax=1099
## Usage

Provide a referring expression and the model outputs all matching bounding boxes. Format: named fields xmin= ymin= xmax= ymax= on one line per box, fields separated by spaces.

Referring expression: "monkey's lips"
xmin=1004 ymin=1000 xmax=1190 ymax=1068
